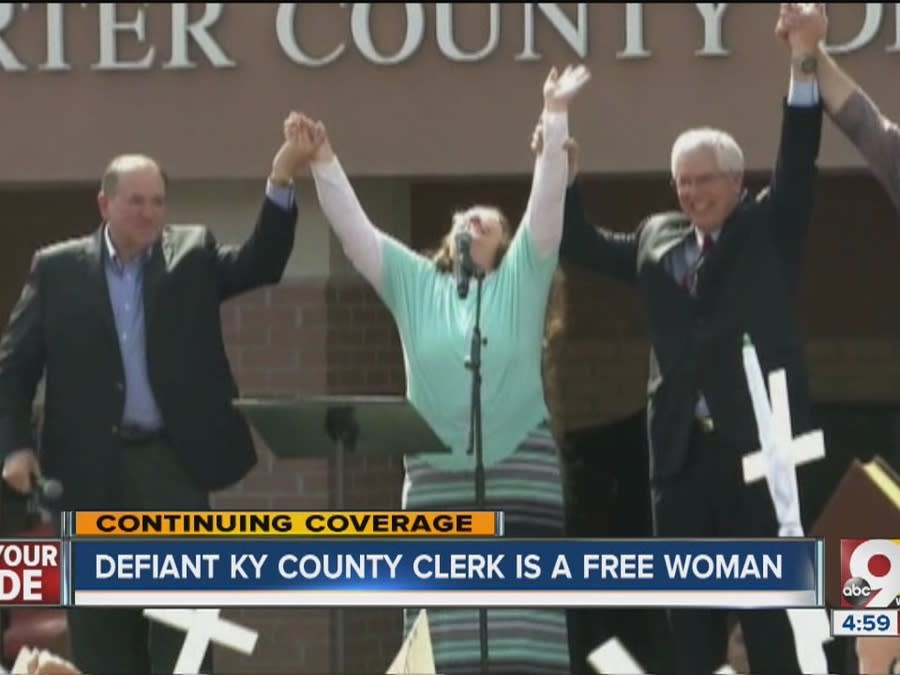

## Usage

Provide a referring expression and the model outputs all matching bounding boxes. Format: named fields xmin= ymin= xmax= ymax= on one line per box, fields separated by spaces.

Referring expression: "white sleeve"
xmin=309 ymin=156 xmax=385 ymax=291
xmin=521 ymin=110 xmax=570 ymax=257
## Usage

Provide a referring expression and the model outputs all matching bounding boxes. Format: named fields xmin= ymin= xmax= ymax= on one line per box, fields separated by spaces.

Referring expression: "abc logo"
xmin=841 ymin=539 xmax=900 ymax=608
xmin=842 ymin=576 xmax=872 ymax=607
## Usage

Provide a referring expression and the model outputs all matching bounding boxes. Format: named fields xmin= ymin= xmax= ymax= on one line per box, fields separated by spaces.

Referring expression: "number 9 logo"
xmin=847 ymin=540 xmax=900 ymax=608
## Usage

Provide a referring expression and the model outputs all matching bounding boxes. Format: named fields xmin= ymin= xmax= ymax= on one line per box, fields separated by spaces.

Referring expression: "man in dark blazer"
xmin=540 ymin=26 xmax=825 ymax=675
xmin=0 ymin=114 xmax=316 ymax=674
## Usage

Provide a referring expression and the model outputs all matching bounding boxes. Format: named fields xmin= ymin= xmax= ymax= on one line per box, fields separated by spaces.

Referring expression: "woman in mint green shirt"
xmin=305 ymin=64 xmax=590 ymax=675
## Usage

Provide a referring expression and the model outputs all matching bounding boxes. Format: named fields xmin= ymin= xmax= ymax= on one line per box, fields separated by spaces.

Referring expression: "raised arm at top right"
xmin=779 ymin=4 xmax=900 ymax=212
xmin=820 ymin=49 xmax=900 ymax=214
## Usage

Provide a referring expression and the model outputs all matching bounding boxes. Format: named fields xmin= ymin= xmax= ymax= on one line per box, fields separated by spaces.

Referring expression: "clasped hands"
xmin=775 ymin=2 xmax=827 ymax=50
xmin=270 ymin=113 xmax=331 ymax=185
xmin=270 ymin=62 xmax=590 ymax=186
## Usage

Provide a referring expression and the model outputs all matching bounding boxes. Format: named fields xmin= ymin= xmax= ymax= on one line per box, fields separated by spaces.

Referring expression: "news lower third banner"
xmin=70 ymin=539 xmax=823 ymax=608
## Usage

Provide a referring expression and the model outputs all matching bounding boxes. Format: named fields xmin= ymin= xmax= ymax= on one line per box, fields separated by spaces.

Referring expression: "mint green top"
xmin=376 ymin=227 xmax=558 ymax=471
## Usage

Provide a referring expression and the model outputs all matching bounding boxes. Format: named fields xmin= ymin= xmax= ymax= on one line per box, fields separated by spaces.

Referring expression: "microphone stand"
xmin=464 ymin=270 xmax=488 ymax=675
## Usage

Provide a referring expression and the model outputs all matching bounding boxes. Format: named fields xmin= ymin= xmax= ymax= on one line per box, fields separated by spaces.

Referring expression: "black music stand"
xmin=234 ymin=395 xmax=449 ymax=675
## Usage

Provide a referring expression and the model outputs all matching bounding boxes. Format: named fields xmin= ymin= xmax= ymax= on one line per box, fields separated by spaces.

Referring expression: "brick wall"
xmin=209 ymin=170 xmax=900 ymax=673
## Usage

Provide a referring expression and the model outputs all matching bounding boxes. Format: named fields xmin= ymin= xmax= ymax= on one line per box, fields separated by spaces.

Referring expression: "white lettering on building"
xmin=0 ymin=3 xmax=26 ymax=71
xmin=94 ymin=3 xmax=155 ymax=70
xmin=275 ymin=2 xmax=347 ymax=67
xmin=350 ymin=3 xmax=425 ymax=65
xmin=618 ymin=3 xmax=651 ymax=60
xmin=436 ymin=3 xmax=500 ymax=63
xmin=694 ymin=3 xmax=729 ymax=56
xmin=516 ymin=3 xmax=588 ymax=61
xmin=824 ymin=3 xmax=882 ymax=54
xmin=164 ymin=3 xmax=235 ymax=70
xmin=0 ymin=3 xmax=895 ymax=73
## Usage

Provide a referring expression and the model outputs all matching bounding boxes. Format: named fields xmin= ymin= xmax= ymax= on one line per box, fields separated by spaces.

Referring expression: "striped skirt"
xmin=401 ymin=423 xmax=571 ymax=675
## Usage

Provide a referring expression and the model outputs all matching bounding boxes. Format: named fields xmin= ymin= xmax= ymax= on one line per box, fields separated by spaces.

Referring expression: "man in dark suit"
xmin=535 ymin=20 xmax=824 ymax=675
xmin=0 ymin=114 xmax=316 ymax=674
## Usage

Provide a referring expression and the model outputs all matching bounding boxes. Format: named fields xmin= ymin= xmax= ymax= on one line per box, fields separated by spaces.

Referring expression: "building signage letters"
xmin=0 ymin=3 xmax=896 ymax=72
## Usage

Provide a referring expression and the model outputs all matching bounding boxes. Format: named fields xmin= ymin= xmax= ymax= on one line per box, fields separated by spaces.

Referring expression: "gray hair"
xmin=670 ymin=127 xmax=744 ymax=177
xmin=100 ymin=154 xmax=166 ymax=196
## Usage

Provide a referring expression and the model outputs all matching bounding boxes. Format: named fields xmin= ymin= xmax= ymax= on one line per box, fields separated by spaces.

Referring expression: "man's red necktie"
xmin=683 ymin=234 xmax=715 ymax=293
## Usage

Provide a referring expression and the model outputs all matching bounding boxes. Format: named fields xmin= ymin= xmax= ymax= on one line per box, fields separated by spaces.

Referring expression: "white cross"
xmin=143 ymin=608 xmax=258 ymax=674
xmin=742 ymin=336 xmax=833 ymax=673
xmin=741 ymin=364 xmax=826 ymax=484
xmin=741 ymin=337 xmax=826 ymax=536
xmin=587 ymin=637 xmax=735 ymax=674
xmin=740 ymin=337 xmax=825 ymax=485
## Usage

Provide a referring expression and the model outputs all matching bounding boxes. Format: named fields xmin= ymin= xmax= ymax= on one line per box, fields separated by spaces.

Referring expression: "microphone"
xmin=455 ymin=230 xmax=474 ymax=299
xmin=26 ymin=475 xmax=62 ymax=526
xmin=33 ymin=476 xmax=63 ymax=502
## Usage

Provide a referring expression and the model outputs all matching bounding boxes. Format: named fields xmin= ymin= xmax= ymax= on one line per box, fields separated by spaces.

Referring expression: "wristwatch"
xmin=795 ymin=54 xmax=818 ymax=74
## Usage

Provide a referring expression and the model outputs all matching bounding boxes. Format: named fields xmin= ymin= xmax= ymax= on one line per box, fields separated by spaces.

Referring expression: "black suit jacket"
xmin=561 ymin=101 xmax=823 ymax=482
xmin=0 ymin=196 xmax=297 ymax=509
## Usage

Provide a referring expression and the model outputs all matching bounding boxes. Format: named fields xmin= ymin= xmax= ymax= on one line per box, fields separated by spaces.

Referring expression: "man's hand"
xmin=776 ymin=3 xmax=827 ymax=55
xmin=543 ymin=64 xmax=591 ymax=113
xmin=2 ymin=448 xmax=40 ymax=494
xmin=531 ymin=120 xmax=579 ymax=186
xmin=270 ymin=111 xmax=322 ymax=184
